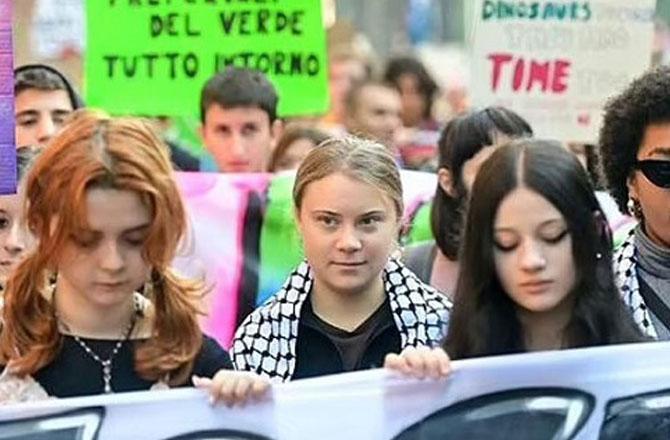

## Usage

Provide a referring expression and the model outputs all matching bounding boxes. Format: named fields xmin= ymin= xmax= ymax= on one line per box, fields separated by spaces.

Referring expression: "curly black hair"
xmin=598 ymin=66 xmax=670 ymax=213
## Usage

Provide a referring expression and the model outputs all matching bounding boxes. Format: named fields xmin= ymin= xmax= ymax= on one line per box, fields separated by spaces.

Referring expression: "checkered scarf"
xmin=231 ymin=258 xmax=452 ymax=382
xmin=614 ymin=228 xmax=658 ymax=339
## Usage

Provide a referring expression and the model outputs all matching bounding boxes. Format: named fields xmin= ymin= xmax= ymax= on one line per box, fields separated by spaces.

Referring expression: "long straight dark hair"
xmin=444 ymin=139 xmax=643 ymax=359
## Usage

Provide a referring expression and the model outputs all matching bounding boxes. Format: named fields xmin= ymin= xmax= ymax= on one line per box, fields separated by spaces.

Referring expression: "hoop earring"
xmin=627 ymin=197 xmax=643 ymax=219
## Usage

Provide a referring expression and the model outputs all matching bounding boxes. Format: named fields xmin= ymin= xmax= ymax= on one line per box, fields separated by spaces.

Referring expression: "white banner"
xmin=470 ymin=0 xmax=656 ymax=143
xmin=1 ymin=341 xmax=670 ymax=439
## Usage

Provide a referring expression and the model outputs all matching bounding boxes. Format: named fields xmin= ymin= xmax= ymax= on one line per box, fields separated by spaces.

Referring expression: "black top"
xmin=166 ymin=139 xmax=200 ymax=172
xmin=32 ymin=335 xmax=231 ymax=398
xmin=293 ymin=295 xmax=400 ymax=379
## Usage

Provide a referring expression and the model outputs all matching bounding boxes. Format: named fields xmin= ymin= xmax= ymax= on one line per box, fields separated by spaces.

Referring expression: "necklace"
xmin=54 ymin=290 xmax=141 ymax=394
xmin=71 ymin=314 xmax=137 ymax=394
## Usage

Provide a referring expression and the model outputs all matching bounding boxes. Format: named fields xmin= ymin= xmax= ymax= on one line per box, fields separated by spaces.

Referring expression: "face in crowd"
xmin=56 ymin=187 xmax=151 ymax=312
xmin=274 ymin=138 xmax=316 ymax=171
xmin=296 ymin=172 xmax=400 ymax=296
xmin=328 ymin=56 xmax=368 ymax=123
xmin=0 ymin=183 xmax=34 ymax=284
xmin=346 ymin=83 xmax=402 ymax=148
xmin=395 ymin=73 xmax=429 ymax=128
xmin=15 ymin=88 xmax=74 ymax=147
xmin=597 ymin=67 xmax=670 ymax=250
xmin=293 ymin=137 xmax=403 ymax=298
xmin=272 ymin=137 xmax=318 ymax=173
xmin=451 ymin=133 xmax=513 ymax=195
xmin=628 ymin=123 xmax=670 ymax=248
xmin=493 ymin=186 xmax=576 ymax=319
xmin=200 ymin=104 xmax=282 ymax=173
xmin=462 ymin=140 xmax=612 ymax=330
xmin=268 ymin=126 xmax=330 ymax=173
xmin=431 ymin=107 xmax=533 ymax=262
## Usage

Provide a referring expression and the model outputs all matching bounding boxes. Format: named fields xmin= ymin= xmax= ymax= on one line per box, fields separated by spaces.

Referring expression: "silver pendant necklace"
xmin=71 ymin=315 xmax=137 ymax=394
xmin=55 ymin=292 xmax=140 ymax=394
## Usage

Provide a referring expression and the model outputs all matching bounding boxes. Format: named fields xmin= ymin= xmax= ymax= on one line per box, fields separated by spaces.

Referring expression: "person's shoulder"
xmin=166 ymin=140 xmax=200 ymax=171
xmin=232 ymin=263 xmax=312 ymax=357
xmin=388 ymin=259 xmax=452 ymax=309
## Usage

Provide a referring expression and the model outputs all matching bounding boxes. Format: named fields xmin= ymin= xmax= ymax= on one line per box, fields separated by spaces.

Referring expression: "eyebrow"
xmin=645 ymin=147 xmax=670 ymax=157
xmin=359 ymin=210 xmax=387 ymax=217
xmin=311 ymin=210 xmax=340 ymax=216
xmin=494 ymin=218 xmax=565 ymax=232
xmin=310 ymin=209 xmax=387 ymax=217
xmin=15 ymin=110 xmax=39 ymax=118
xmin=16 ymin=109 xmax=72 ymax=118
xmin=122 ymin=223 xmax=151 ymax=234
xmin=85 ymin=224 xmax=151 ymax=234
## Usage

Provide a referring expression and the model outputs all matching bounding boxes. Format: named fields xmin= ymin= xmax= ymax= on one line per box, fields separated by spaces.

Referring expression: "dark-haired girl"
xmin=386 ymin=140 xmax=643 ymax=376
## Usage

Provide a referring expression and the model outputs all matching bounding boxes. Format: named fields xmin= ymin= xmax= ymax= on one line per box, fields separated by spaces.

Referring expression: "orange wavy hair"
xmin=0 ymin=110 xmax=203 ymax=385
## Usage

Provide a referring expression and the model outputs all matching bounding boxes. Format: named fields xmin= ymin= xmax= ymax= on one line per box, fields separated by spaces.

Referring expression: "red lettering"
xmin=512 ymin=58 xmax=525 ymax=91
xmin=487 ymin=53 xmax=571 ymax=94
xmin=488 ymin=53 xmax=513 ymax=92
xmin=552 ymin=59 xmax=571 ymax=93
xmin=527 ymin=61 xmax=550 ymax=92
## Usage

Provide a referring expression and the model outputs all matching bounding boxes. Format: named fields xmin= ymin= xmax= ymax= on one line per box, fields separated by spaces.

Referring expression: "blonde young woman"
xmin=226 ymin=137 xmax=451 ymax=389
xmin=0 ymin=111 xmax=240 ymax=401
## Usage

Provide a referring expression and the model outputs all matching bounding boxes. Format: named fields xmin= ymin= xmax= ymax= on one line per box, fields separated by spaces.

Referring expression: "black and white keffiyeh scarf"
xmin=614 ymin=228 xmax=658 ymax=339
xmin=231 ymin=258 xmax=452 ymax=382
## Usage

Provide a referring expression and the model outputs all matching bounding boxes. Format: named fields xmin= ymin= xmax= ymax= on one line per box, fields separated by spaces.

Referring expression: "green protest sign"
xmin=85 ymin=0 xmax=328 ymax=117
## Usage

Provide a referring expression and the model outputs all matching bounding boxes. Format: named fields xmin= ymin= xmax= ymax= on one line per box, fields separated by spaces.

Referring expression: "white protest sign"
xmin=471 ymin=1 xmax=656 ymax=142
xmin=1 ymin=341 xmax=670 ymax=439
xmin=31 ymin=0 xmax=85 ymax=59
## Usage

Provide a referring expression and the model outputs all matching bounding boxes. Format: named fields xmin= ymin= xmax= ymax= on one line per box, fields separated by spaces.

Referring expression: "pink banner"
xmin=172 ymin=171 xmax=437 ymax=348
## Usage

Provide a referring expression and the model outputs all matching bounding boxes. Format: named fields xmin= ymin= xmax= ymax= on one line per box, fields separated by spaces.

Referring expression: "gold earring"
xmin=142 ymin=279 xmax=154 ymax=298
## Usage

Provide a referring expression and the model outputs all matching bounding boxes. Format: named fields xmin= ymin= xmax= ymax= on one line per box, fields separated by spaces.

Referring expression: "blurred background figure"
xmin=14 ymin=64 xmax=82 ymax=147
xmin=384 ymin=55 xmax=441 ymax=170
xmin=321 ymin=21 xmax=374 ymax=132
xmin=403 ymin=107 xmax=533 ymax=298
xmin=344 ymin=80 xmax=402 ymax=156
xmin=268 ymin=126 xmax=330 ymax=173
xmin=150 ymin=116 xmax=200 ymax=172
xmin=384 ymin=56 xmax=439 ymax=130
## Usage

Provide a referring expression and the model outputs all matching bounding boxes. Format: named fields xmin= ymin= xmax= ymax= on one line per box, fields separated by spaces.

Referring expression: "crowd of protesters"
xmin=1 ymin=18 xmax=669 ymax=412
